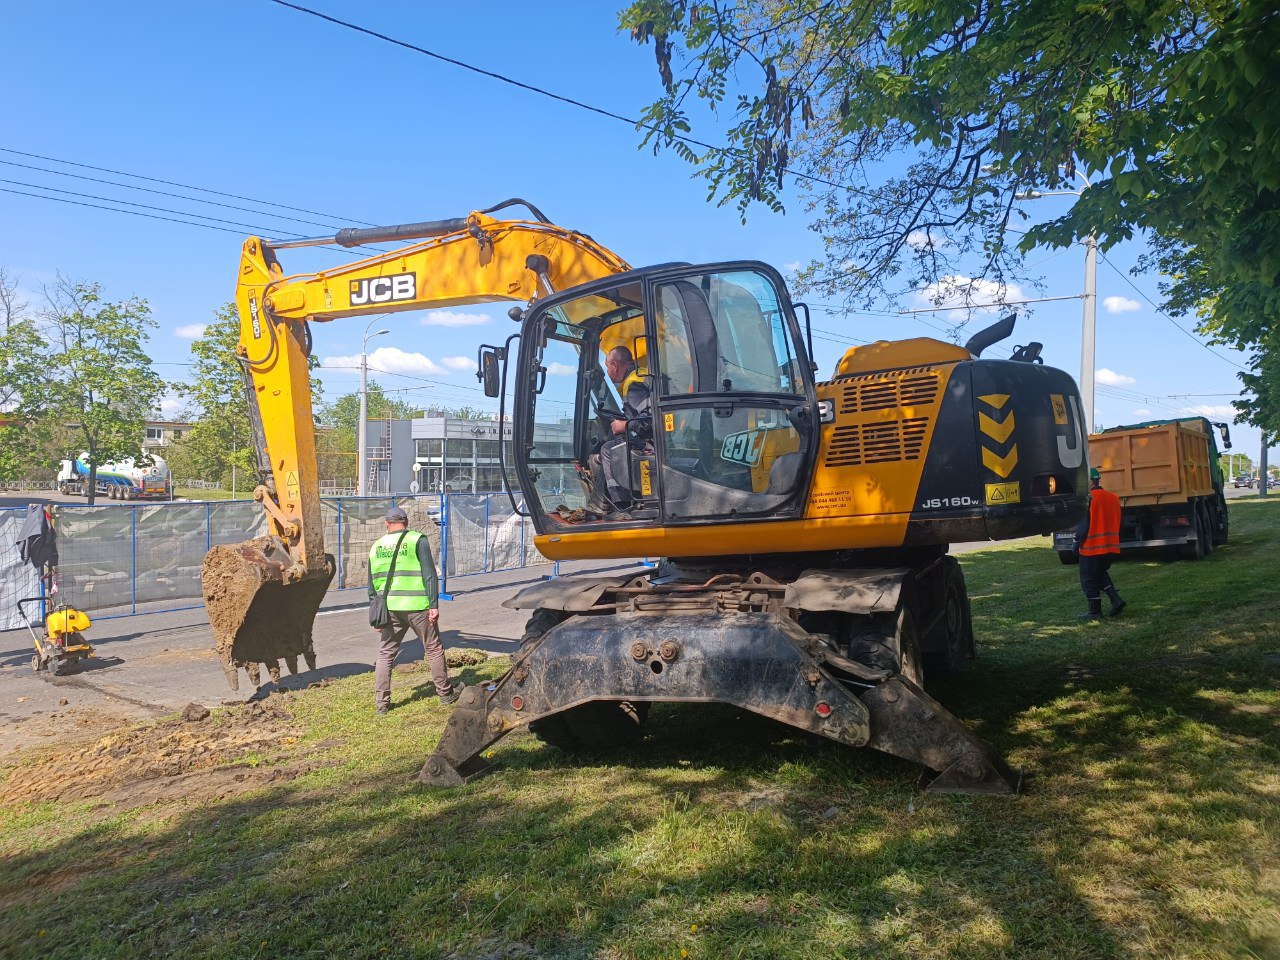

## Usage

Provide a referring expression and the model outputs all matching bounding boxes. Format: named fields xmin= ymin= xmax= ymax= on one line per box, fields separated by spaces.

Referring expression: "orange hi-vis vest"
xmin=1080 ymin=487 xmax=1122 ymax=556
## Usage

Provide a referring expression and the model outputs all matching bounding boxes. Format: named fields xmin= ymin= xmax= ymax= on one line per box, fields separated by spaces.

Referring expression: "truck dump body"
xmin=1053 ymin=417 xmax=1229 ymax=562
xmin=1091 ymin=420 xmax=1215 ymax=505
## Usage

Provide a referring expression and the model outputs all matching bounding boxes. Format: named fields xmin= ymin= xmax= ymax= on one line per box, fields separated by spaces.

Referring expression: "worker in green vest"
xmin=369 ymin=505 xmax=459 ymax=714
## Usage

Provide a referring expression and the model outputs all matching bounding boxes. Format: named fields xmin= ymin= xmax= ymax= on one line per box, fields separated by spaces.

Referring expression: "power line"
xmin=2 ymin=184 xmax=383 ymax=257
xmin=265 ymin=0 xmax=888 ymax=204
xmin=1095 ymin=251 xmax=1248 ymax=372
xmin=0 ymin=176 xmax=315 ymax=235
xmin=0 ymin=146 xmax=374 ymax=225
xmin=0 ymin=186 xmax=245 ymax=235
xmin=0 ymin=157 xmax=349 ymax=231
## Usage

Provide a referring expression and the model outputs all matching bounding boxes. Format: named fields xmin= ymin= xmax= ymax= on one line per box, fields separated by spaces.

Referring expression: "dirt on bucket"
xmin=201 ymin=538 xmax=333 ymax=691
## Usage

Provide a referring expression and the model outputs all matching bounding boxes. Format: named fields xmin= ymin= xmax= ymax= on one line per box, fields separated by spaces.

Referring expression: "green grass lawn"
xmin=2 ymin=501 xmax=1278 ymax=959
xmin=172 ymin=487 xmax=242 ymax=501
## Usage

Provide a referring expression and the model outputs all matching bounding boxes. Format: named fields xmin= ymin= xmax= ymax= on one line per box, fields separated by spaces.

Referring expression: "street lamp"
xmin=358 ymin=319 xmax=391 ymax=496
xmin=1014 ymin=172 xmax=1097 ymax=432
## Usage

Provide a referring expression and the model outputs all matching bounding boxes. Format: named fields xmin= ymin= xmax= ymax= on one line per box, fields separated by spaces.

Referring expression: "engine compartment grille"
xmin=836 ymin=368 xmax=941 ymax=413
xmin=825 ymin=418 xmax=930 ymax=466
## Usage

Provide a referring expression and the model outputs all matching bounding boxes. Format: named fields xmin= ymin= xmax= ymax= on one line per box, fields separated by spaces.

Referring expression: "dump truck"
xmin=1053 ymin=417 xmax=1230 ymax=562
xmin=203 ymin=202 xmax=1091 ymax=795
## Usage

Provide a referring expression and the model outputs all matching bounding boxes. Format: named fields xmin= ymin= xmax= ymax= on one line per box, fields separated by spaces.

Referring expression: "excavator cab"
xmin=504 ymin=262 xmax=819 ymax=534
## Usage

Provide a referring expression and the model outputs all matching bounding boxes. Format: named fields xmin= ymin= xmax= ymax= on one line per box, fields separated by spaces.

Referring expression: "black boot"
xmin=1078 ymin=596 xmax=1103 ymax=620
xmin=1104 ymin=586 xmax=1127 ymax=617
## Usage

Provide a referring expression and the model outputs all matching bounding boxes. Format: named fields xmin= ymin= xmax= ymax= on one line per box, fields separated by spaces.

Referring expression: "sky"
xmin=0 ymin=0 xmax=1270 ymax=470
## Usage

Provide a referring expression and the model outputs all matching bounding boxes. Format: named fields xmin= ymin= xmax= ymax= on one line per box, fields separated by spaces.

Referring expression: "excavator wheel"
xmin=530 ymin=701 xmax=650 ymax=753
xmin=924 ymin=558 xmax=973 ymax=678
xmin=520 ymin=608 xmax=651 ymax=752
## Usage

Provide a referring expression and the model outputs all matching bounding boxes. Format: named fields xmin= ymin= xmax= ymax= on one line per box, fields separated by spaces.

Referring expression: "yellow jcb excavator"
xmin=203 ymin=200 xmax=1089 ymax=795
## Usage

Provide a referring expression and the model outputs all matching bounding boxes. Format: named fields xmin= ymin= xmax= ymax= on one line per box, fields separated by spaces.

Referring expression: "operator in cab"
xmin=587 ymin=345 xmax=651 ymax=515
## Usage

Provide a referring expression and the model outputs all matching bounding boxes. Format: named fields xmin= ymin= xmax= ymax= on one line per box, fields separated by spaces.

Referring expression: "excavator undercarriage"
xmin=419 ymin=559 xmax=1021 ymax=796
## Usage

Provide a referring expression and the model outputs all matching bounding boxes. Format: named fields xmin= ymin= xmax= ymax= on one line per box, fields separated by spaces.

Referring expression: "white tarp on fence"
xmin=0 ymin=509 xmax=40 ymax=631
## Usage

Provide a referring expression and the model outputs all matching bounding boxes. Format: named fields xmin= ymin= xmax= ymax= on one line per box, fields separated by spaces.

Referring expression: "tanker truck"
xmin=57 ymin=453 xmax=172 ymax=501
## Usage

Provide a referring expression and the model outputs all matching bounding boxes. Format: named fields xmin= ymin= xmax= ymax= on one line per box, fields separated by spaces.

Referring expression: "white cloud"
xmin=1181 ymin=404 xmax=1237 ymax=419
xmin=1103 ymin=296 xmax=1141 ymax=314
xmin=156 ymin=393 xmax=188 ymax=419
xmin=545 ymin=362 xmax=577 ymax=376
xmin=783 ymin=261 xmax=803 ymax=273
xmin=440 ymin=356 xmax=474 ymax=371
xmin=1095 ymin=368 xmax=1135 ymax=387
xmin=322 ymin=346 xmax=446 ymax=376
xmin=911 ymin=275 xmax=1024 ymax=314
xmin=1133 ymin=408 xmax=1152 ymax=417
xmin=420 ymin=310 xmax=491 ymax=328
xmin=906 ymin=229 xmax=949 ymax=251
xmin=174 ymin=324 xmax=207 ymax=339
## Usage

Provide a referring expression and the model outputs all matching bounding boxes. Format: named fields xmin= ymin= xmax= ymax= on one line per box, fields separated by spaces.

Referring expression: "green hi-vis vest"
xmin=369 ymin=530 xmax=430 ymax=611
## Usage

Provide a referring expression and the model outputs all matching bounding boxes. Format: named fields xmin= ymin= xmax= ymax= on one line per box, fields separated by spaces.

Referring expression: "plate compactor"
xmin=19 ymin=598 xmax=94 ymax=675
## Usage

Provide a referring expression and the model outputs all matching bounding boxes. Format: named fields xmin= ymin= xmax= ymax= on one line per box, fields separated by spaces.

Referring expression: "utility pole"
xmin=358 ymin=320 xmax=390 ymax=497
xmin=1262 ymin=436 xmax=1270 ymax=498
xmin=1081 ymin=232 xmax=1098 ymax=433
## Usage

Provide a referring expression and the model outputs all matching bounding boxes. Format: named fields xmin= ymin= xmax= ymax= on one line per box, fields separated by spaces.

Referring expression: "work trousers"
xmin=1078 ymin=553 xmax=1116 ymax=600
xmin=598 ymin=436 xmax=633 ymax=506
xmin=374 ymin=608 xmax=451 ymax=709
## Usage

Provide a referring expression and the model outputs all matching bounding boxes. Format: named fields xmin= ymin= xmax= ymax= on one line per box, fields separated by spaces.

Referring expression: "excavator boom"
xmin=202 ymin=204 xmax=630 ymax=689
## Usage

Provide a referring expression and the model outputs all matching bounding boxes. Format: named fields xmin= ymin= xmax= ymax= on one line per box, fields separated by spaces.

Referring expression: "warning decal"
xmin=1050 ymin=394 xmax=1068 ymax=425
xmin=984 ymin=481 xmax=1021 ymax=505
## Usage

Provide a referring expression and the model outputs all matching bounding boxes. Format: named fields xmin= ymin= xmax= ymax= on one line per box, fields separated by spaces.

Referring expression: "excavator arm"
xmin=201 ymin=204 xmax=630 ymax=690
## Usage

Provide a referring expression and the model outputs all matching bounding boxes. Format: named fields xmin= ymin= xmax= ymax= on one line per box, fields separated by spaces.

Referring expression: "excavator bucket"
xmin=201 ymin=536 xmax=334 ymax=691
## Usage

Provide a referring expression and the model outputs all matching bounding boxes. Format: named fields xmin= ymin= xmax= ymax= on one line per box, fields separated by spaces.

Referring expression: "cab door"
xmin=644 ymin=263 xmax=818 ymax=523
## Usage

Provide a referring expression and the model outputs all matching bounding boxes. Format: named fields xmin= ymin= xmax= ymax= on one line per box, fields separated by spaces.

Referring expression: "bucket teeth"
xmin=219 ymin=651 xmax=241 ymax=692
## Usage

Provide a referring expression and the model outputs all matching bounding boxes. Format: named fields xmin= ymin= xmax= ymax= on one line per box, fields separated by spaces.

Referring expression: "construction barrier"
xmin=1 ymin=494 xmax=550 ymax=628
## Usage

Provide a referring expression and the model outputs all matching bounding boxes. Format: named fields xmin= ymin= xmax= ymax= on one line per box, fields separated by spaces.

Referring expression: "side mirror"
xmin=1213 ymin=420 xmax=1232 ymax=451
xmin=477 ymin=346 xmax=503 ymax=398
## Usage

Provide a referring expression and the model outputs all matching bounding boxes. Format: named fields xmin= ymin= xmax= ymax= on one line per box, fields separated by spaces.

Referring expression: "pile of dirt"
xmin=0 ymin=695 xmax=317 ymax=809
xmin=445 ymin=647 xmax=490 ymax=667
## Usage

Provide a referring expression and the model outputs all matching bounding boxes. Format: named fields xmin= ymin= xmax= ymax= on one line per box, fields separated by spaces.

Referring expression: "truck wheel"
xmin=1058 ymin=550 xmax=1080 ymax=566
xmin=1180 ymin=510 xmax=1205 ymax=561
xmin=520 ymin=609 xmax=650 ymax=753
xmin=1199 ymin=503 xmax=1215 ymax=556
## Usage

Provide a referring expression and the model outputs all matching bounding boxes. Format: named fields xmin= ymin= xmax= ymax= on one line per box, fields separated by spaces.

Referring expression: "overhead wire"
xmin=264 ymin=0 xmax=891 ymax=204
xmin=1095 ymin=250 xmax=1248 ymax=371
xmin=0 ymin=146 xmax=374 ymax=225
xmin=0 ymin=176 xmax=326 ymax=235
xmin=0 ymin=157 xmax=350 ymax=231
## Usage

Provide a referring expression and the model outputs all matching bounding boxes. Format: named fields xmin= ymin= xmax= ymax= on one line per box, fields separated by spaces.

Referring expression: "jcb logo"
xmin=350 ymin=273 xmax=416 ymax=305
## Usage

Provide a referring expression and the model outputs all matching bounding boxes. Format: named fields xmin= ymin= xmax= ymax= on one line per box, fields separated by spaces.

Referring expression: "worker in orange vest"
xmin=1075 ymin=467 xmax=1126 ymax=619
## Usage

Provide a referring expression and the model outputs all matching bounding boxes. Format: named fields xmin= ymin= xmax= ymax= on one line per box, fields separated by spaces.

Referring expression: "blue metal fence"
xmin=15 ymin=493 xmax=551 ymax=624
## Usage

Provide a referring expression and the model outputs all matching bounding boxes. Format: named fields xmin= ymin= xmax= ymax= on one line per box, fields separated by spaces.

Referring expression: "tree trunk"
xmin=86 ymin=442 xmax=97 ymax=506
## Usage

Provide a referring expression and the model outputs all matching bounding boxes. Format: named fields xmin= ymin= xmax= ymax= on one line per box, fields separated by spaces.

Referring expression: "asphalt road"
xmin=0 ymin=558 xmax=646 ymax=756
